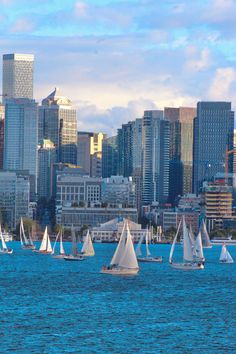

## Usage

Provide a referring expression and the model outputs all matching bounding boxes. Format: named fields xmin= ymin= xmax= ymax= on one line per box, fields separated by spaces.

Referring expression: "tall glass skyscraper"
xmin=2 ymin=53 xmax=34 ymax=101
xmin=193 ymin=102 xmax=234 ymax=194
xmin=39 ymin=88 xmax=77 ymax=165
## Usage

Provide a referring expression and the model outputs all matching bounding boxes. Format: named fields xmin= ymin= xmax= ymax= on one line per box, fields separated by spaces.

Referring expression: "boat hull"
xmin=33 ymin=250 xmax=52 ymax=254
xmin=52 ymin=254 xmax=66 ymax=259
xmin=0 ymin=249 xmax=13 ymax=254
xmin=219 ymin=260 xmax=234 ymax=264
xmin=170 ymin=262 xmax=204 ymax=270
xmin=22 ymin=245 xmax=36 ymax=250
xmin=64 ymin=255 xmax=85 ymax=261
xmin=137 ymin=256 xmax=162 ymax=263
xmin=101 ymin=266 xmax=139 ymax=275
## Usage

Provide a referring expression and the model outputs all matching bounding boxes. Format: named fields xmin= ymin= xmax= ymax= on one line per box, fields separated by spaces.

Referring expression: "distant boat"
xmin=200 ymin=219 xmax=212 ymax=248
xmin=80 ymin=230 xmax=95 ymax=257
xmin=64 ymin=227 xmax=84 ymax=261
xmin=169 ymin=217 xmax=204 ymax=270
xmin=101 ymin=222 xmax=139 ymax=275
xmin=20 ymin=218 xmax=36 ymax=250
xmin=51 ymin=229 xmax=66 ymax=259
xmin=34 ymin=226 xmax=52 ymax=254
xmin=0 ymin=224 xmax=13 ymax=254
xmin=219 ymin=244 xmax=234 ymax=263
xmin=212 ymin=236 xmax=236 ymax=246
xmin=136 ymin=228 xmax=162 ymax=263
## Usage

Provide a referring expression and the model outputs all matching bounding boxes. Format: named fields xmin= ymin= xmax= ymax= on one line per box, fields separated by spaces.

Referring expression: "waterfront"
xmin=0 ymin=243 xmax=235 ymax=353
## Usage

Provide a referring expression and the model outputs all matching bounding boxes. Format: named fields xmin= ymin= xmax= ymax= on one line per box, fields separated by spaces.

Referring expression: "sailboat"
xmin=101 ymin=222 xmax=139 ymax=275
xmin=51 ymin=229 xmax=66 ymax=259
xmin=219 ymin=244 xmax=234 ymax=263
xmin=169 ymin=217 xmax=204 ymax=270
xmin=136 ymin=228 xmax=162 ymax=263
xmin=80 ymin=230 xmax=95 ymax=257
xmin=34 ymin=226 xmax=52 ymax=254
xmin=64 ymin=226 xmax=84 ymax=261
xmin=0 ymin=224 xmax=13 ymax=254
xmin=200 ymin=219 xmax=212 ymax=248
xmin=193 ymin=231 xmax=205 ymax=263
xmin=19 ymin=218 xmax=36 ymax=250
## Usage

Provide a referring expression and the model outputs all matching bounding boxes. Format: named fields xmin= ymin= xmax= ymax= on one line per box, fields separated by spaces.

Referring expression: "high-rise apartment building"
xmin=193 ymin=102 xmax=234 ymax=194
xmin=142 ymin=110 xmax=170 ymax=206
xmin=39 ymin=88 xmax=77 ymax=165
xmin=165 ymin=107 xmax=196 ymax=204
xmin=4 ymin=98 xmax=38 ymax=200
xmin=2 ymin=53 xmax=34 ymax=101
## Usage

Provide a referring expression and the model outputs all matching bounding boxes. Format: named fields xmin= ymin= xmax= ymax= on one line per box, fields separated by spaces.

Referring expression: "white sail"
xmin=20 ymin=218 xmax=29 ymax=246
xmin=145 ymin=228 xmax=151 ymax=257
xmin=189 ymin=224 xmax=195 ymax=246
xmin=28 ymin=230 xmax=35 ymax=246
xmin=119 ymin=225 xmax=139 ymax=269
xmin=135 ymin=232 xmax=144 ymax=257
xmin=39 ymin=226 xmax=48 ymax=251
xmin=46 ymin=230 xmax=52 ymax=253
xmin=220 ymin=244 xmax=234 ymax=263
xmin=60 ymin=231 xmax=65 ymax=255
xmin=183 ymin=217 xmax=194 ymax=262
xmin=193 ymin=231 xmax=204 ymax=261
xmin=200 ymin=219 xmax=212 ymax=248
xmin=81 ymin=230 xmax=95 ymax=256
xmin=0 ymin=224 xmax=7 ymax=250
xmin=169 ymin=219 xmax=182 ymax=263
xmin=52 ymin=231 xmax=60 ymax=255
xmin=111 ymin=222 xmax=127 ymax=265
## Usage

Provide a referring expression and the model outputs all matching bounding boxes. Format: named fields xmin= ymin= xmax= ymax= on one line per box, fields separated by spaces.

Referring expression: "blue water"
xmin=0 ymin=242 xmax=235 ymax=353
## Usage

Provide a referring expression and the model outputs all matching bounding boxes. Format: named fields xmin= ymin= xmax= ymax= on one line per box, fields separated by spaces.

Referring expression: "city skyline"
xmin=0 ymin=0 xmax=236 ymax=133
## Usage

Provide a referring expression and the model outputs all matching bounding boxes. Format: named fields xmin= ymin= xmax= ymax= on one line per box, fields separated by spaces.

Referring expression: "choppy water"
xmin=0 ymin=242 xmax=235 ymax=353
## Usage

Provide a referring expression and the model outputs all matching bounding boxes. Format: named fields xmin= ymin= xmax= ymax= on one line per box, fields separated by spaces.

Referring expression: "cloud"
xmin=10 ymin=17 xmax=34 ymax=33
xmin=186 ymin=48 xmax=212 ymax=72
xmin=208 ymin=67 xmax=236 ymax=100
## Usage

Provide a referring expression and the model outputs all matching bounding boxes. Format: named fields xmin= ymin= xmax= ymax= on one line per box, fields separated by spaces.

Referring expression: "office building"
xmin=0 ymin=104 xmax=4 ymax=169
xmin=142 ymin=110 xmax=170 ymax=206
xmin=193 ymin=102 xmax=234 ymax=194
xmin=4 ymin=98 xmax=38 ymax=199
xmin=102 ymin=136 xmax=118 ymax=178
xmin=165 ymin=107 xmax=196 ymax=204
xmin=39 ymin=88 xmax=77 ymax=165
xmin=101 ymin=176 xmax=136 ymax=207
xmin=2 ymin=53 xmax=34 ymax=101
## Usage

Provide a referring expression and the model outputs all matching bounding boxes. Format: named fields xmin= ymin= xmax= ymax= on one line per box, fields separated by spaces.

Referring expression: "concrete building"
xmin=102 ymin=136 xmax=118 ymax=178
xmin=91 ymin=217 xmax=147 ymax=242
xmin=2 ymin=53 xmax=34 ymax=101
xmin=37 ymin=139 xmax=57 ymax=199
xmin=165 ymin=107 xmax=196 ymax=204
xmin=162 ymin=210 xmax=199 ymax=234
xmin=56 ymin=205 xmax=138 ymax=229
xmin=193 ymin=102 xmax=234 ymax=194
xmin=0 ymin=171 xmax=30 ymax=229
xmin=142 ymin=110 xmax=170 ymax=206
xmin=0 ymin=104 xmax=4 ymax=169
xmin=4 ymin=98 xmax=38 ymax=200
xmin=39 ymin=88 xmax=77 ymax=165
xmin=101 ymin=176 xmax=136 ymax=207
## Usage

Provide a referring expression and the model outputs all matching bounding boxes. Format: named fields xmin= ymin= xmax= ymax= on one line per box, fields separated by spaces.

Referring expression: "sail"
xmin=189 ymin=224 xmax=195 ymax=246
xmin=193 ymin=231 xmax=204 ymax=261
xmin=28 ymin=229 xmax=35 ymax=246
xmin=81 ymin=230 xmax=95 ymax=256
xmin=220 ymin=244 xmax=234 ymax=263
xmin=52 ymin=231 xmax=60 ymax=255
xmin=145 ymin=228 xmax=151 ymax=257
xmin=200 ymin=219 xmax=212 ymax=248
xmin=135 ymin=232 xmax=144 ymax=257
xmin=46 ymin=230 xmax=52 ymax=253
xmin=183 ymin=217 xmax=194 ymax=262
xmin=0 ymin=224 xmax=7 ymax=250
xmin=71 ymin=226 xmax=78 ymax=257
xmin=169 ymin=219 xmax=182 ymax=263
xmin=60 ymin=231 xmax=65 ymax=255
xmin=39 ymin=226 xmax=48 ymax=251
xmin=119 ymin=225 xmax=139 ymax=269
xmin=20 ymin=218 xmax=29 ymax=246
xmin=111 ymin=222 xmax=126 ymax=265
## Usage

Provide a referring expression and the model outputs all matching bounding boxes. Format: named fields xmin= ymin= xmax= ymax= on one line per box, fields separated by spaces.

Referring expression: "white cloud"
xmin=10 ymin=18 xmax=34 ymax=33
xmin=208 ymin=67 xmax=236 ymax=100
xmin=186 ymin=48 xmax=212 ymax=72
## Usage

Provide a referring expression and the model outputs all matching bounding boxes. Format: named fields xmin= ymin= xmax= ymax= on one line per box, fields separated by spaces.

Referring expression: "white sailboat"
xmin=169 ymin=217 xmax=204 ymax=270
xmin=219 ymin=244 xmax=234 ymax=263
xmin=200 ymin=219 xmax=212 ymax=248
xmin=64 ymin=226 xmax=84 ymax=261
xmin=0 ymin=224 xmax=13 ymax=254
xmin=193 ymin=231 xmax=205 ymax=263
xmin=34 ymin=226 xmax=52 ymax=254
xmin=101 ymin=222 xmax=139 ymax=275
xmin=20 ymin=218 xmax=36 ymax=250
xmin=136 ymin=228 xmax=162 ymax=263
xmin=52 ymin=229 xmax=66 ymax=259
xmin=80 ymin=230 xmax=95 ymax=257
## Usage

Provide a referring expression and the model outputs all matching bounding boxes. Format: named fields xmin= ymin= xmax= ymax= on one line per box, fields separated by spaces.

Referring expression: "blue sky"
xmin=0 ymin=0 xmax=236 ymax=134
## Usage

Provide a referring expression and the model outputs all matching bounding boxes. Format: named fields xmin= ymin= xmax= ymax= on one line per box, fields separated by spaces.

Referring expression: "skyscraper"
xmin=142 ymin=110 xmax=170 ymax=206
xmin=0 ymin=104 xmax=5 ymax=169
xmin=102 ymin=136 xmax=118 ymax=178
xmin=39 ymin=88 xmax=77 ymax=165
xmin=193 ymin=102 xmax=234 ymax=194
xmin=165 ymin=107 xmax=196 ymax=204
xmin=3 ymin=98 xmax=38 ymax=200
xmin=2 ymin=53 xmax=34 ymax=101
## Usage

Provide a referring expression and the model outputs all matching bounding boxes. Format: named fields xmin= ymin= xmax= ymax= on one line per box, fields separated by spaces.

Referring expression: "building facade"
xmin=2 ymin=53 xmax=34 ymax=101
xmin=0 ymin=104 xmax=4 ymax=169
xmin=102 ymin=136 xmax=118 ymax=178
xmin=193 ymin=102 xmax=234 ymax=194
xmin=101 ymin=176 xmax=136 ymax=207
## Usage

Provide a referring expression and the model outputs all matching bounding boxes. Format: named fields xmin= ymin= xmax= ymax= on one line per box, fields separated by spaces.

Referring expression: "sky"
xmin=0 ymin=0 xmax=236 ymax=135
